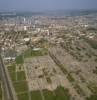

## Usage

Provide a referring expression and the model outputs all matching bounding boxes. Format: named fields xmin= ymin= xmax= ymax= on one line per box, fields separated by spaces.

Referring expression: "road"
xmin=0 ymin=50 xmax=16 ymax=100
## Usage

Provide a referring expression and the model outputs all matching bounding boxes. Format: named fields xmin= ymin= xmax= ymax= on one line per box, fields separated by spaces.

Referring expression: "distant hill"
xmin=0 ymin=10 xmax=97 ymax=18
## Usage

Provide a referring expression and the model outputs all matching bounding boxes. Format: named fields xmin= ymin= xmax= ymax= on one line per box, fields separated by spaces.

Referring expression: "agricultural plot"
xmin=7 ymin=56 xmax=71 ymax=100
xmin=23 ymin=48 xmax=48 ymax=58
xmin=24 ymin=55 xmax=69 ymax=91
xmin=17 ymin=92 xmax=29 ymax=100
xmin=7 ymin=64 xmax=28 ymax=100
xmin=15 ymin=48 xmax=48 ymax=64
xmin=48 ymin=46 xmax=97 ymax=99
xmin=30 ymin=86 xmax=71 ymax=100
xmin=7 ymin=48 xmax=72 ymax=100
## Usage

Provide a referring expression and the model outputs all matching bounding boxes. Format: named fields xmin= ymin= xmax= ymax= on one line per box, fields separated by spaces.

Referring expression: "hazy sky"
xmin=0 ymin=0 xmax=97 ymax=11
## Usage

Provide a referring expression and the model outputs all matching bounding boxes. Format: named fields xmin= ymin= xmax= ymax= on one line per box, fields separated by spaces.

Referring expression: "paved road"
xmin=0 ymin=52 xmax=15 ymax=100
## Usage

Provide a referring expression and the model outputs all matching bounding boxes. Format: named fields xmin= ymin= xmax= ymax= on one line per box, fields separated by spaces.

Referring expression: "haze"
xmin=0 ymin=0 xmax=97 ymax=11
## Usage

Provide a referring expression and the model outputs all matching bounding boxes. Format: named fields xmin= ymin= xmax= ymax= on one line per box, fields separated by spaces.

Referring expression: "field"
xmin=30 ymin=86 xmax=70 ymax=100
xmin=86 ymin=95 xmax=97 ymax=100
xmin=24 ymin=48 xmax=48 ymax=58
xmin=13 ymin=81 xmax=28 ymax=93
xmin=7 ymin=64 xmax=28 ymax=100
xmin=7 ymin=54 xmax=71 ymax=100
xmin=31 ymin=91 xmax=43 ymax=100
xmin=7 ymin=48 xmax=72 ymax=100
xmin=17 ymin=92 xmax=29 ymax=100
xmin=15 ymin=55 xmax=24 ymax=64
xmin=15 ymin=48 xmax=48 ymax=64
xmin=17 ymin=71 xmax=26 ymax=81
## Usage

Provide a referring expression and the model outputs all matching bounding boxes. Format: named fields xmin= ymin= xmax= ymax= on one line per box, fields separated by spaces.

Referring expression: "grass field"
xmin=54 ymin=86 xmax=70 ymax=100
xmin=7 ymin=63 xmax=71 ymax=100
xmin=15 ymin=55 xmax=24 ymax=64
xmin=7 ymin=63 xmax=29 ymax=100
xmin=15 ymin=48 xmax=48 ymax=64
xmin=17 ymin=71 xmax=26 ymax=81
xmin=31 ymin=91 xmax=43 ymax=100
xmin=30 ymin=86 xmax=70 ymax=100
xmin=9 ymin=72 xmax=16 ymax=81
xmin=43 ymin=90 xmax=55 ymax=100
xmin=13 ymin=81 xmax=28 ymax=93
xmin=7 ymin=64 xmax=16 ymax=81
xmin=9 ymin=71 xmax=26 ymax=82
xmin=7 ymin=49 xmax=71 ymax=100
xmin=23 ymin=48 xmax=48 ymax=58
xmin=17 ymin=92 xmax=29 ymax=100
xmin=7 ymin=64 xmax=16 ymax=72
xmin=7 ymin=62 xmax=71 ymax=100
xmin=86 ymin=95 xmax=97 ymax=100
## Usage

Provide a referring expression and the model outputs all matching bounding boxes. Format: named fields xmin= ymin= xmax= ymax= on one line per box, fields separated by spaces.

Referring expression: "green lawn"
xmin=15 ymin=48 xmax=48 ymax=64
xmin=86 ymin=95 xmax=97 ymax=100
xmin=15 ymin=55 xmax=24 ymax=64
xmin=17 ymin=71 xmax=26 ymax=81
xmin=9 ymin=71 xmax=26 ymax=82
xmin=7 ymin=64 xmax=16 ymax=82
xmin=23 ymin=49 xmax=32 ymax=58
xmin=17 ymin=92 xmax=29 ymax=100
xmin=31 ymin=91 xmax=43 ymax=100
xmin=31 ymin=86 xmax=71 ymax=100
xmin=43 ymin=90 xmax=55 ymax=100
xmin=13 ymin=81 xmax=28 ymax=93
xmin=55 ymin=86 xmax=70 ymax=100
xmin=23 ymin=48 xmax=48 ymax=58
xmin=7 ymin=61 xmax=29 ymax=100
xmin=7 ymin=64 xmax=16 ymax=72
xmin=9 ymin=72 xmax=16 ymax=81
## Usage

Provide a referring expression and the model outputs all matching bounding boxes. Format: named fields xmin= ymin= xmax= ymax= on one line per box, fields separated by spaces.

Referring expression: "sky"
xmin=0 ymin=0 xmax=97 ymax=11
